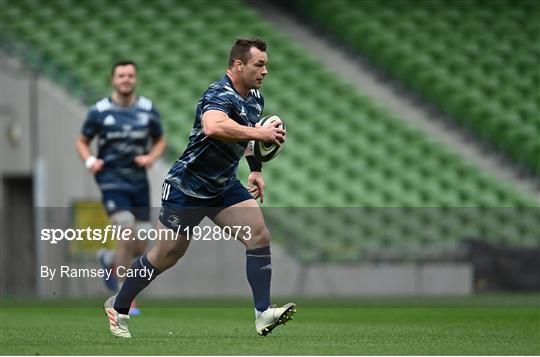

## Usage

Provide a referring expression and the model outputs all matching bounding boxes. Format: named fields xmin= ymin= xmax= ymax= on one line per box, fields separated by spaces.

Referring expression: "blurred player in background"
xmin=76 ymin=60 xmax=166 ymax=314
xmin=104 ymin=38 xmax=295 ymax=338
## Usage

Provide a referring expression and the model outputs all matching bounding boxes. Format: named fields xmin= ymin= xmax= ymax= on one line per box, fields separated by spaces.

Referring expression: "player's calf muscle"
xmin=147 ymin=232 xmax=190 ymax=270
xmin=133 ymin=240 xmax=147 ymax=256
xmin=147 ymin=247 xmax=180 ymax=270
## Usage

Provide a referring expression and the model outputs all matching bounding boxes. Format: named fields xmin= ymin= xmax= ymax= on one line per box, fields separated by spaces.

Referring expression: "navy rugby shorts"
xmin=159 ymin=180 xmax=253 ymax=231
xmin=102 ymin=188 xmax=151 ymax=221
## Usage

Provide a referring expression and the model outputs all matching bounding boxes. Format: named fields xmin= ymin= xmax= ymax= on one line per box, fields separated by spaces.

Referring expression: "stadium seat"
xmin=289 ymin=0 xmax=540 ymax=175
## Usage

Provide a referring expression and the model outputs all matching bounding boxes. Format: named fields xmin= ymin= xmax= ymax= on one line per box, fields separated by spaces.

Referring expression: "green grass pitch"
xmin=1 ymin=295 xmax=539 ymax=355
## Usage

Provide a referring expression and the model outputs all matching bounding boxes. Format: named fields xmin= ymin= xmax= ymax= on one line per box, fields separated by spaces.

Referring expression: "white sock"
xmin=255 ymin=308 xmax=263 ymax=319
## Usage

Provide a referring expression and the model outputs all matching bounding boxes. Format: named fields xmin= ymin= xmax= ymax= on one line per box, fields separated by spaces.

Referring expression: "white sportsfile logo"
xmin=104 ymin=115 xmax=116 ymax=126
xmin=260 ymin=264 xmax=272 ymax=270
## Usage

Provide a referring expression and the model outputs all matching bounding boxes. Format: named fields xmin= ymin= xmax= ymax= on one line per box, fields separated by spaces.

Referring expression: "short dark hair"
xmin=111 ymin=60 xmax=137 ymax=77
xmin=228 ymin=38 xmax=267 ymax=68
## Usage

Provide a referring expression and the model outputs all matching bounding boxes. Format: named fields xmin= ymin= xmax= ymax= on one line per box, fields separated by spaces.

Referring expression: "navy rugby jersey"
xmin=165 ymin=75 xmax=264 ymax=198
xmin=82 ymin=96 xmax=163 ymax=191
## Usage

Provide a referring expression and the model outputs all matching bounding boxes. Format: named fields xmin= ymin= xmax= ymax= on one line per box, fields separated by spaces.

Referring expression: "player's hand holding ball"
xmin=252 ymin=115 xmax=286 ymax=162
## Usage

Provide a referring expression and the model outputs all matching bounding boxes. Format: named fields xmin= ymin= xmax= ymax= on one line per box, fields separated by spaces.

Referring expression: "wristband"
xmin=246 ymin=155 xmax=262 ymax=172
xmin=85 ymin=156 xmax=97 ymax=169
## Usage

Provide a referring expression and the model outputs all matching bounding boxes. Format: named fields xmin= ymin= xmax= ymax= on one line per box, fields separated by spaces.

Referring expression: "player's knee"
xmin=133 ymin=221 xmax=151 ymax=254
xmin=110 ymin=210 xmax=135 ymax=229
xmin=250 ymin=225 xmax=271 ymax=247
xmin=135 ymin=221 xmax=153 ymax=235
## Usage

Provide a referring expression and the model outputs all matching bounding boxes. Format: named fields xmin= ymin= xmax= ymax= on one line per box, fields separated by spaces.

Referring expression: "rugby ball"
xmin=249 ymin=115 xmax=286 ymax=162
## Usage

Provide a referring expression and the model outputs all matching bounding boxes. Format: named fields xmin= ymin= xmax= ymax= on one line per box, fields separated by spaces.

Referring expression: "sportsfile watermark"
xmin=4 ymin=206 xmax=540 ymax=306
xmin=41 ymin=224 xmax=252 ymax=244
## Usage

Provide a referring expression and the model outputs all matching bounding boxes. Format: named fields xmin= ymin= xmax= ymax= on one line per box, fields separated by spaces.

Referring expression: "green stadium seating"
xmin=1 ymin=0 xmax=538 ymax=263
xmin=289 ymin=0 xmax=540 ymax=174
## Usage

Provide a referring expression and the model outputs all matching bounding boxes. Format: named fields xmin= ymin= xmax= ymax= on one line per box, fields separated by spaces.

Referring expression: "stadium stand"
xmin=285 ymin=0 xmax=540 ymax=175
xmin=1 ymin=0 xmax=538 ymax=263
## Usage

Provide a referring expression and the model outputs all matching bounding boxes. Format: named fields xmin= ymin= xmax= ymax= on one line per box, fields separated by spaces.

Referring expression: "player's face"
xmin=112 ymin=64 xmax=137 ymax=96
xmin=242 ymin=47 xmax=268 ymax=90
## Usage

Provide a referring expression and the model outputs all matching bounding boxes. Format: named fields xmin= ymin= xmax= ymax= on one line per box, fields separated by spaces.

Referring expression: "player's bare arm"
xmin=202 ymin=110 xmax=285 ymax=144
xmin=75 ymin=134 xmax=104 ymax=174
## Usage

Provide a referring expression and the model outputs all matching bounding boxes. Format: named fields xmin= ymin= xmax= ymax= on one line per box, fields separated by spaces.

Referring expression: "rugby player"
xmin=76 ymin=60 xmax=166 ymax=312
xmin=104 ymin=38 xmax=295 ymax=338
